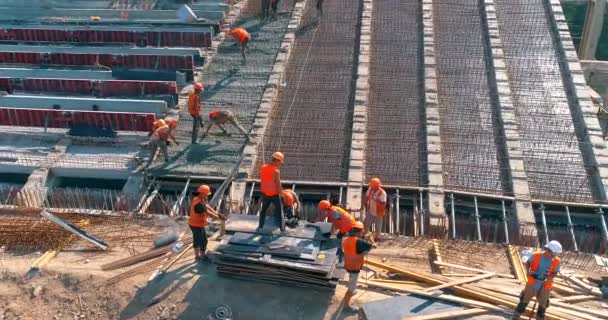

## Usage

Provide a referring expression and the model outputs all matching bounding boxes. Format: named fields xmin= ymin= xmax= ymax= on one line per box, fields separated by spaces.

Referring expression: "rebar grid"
xmin=365 ymin=0 xmax=425 ymax=186
xmin=494 ymin=0 xmax=596 ymax=202
xmin=439 ymin=239 xmax=513 ymax=275
xmin=256 ymin=0 xmax=361 ymax=181
xmin=434 ymin=0 xmax=506 ymax=195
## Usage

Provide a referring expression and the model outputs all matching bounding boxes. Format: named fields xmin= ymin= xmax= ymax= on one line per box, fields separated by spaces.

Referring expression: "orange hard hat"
xmin=165 ymin=118 xmax=178 ymax=128
xmin=352 ymin=221 xmax=364 ymax=230
xmin=272 ymin=151 xmax=284 ymax=163
xmin=197 ymin=185 xmax=211 ymax=196
xmin=369 ymin=177 xmax=382 ymax=188
xmin=153 ymin=119 xmax=166 ymax=128
xmin=194 ymin=83 xmax=203 ymax=91
xmin=318 ymin=200 xmax=331 ymax=211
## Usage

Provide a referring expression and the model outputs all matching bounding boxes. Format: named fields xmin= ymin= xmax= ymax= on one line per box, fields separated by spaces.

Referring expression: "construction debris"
xmin=40 ymin=210 xmax=108 ymax=251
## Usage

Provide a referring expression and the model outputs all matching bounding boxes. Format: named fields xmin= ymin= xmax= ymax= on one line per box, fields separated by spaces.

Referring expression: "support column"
xmin=579 ymin=0 xmax=606 ymax=60
xmin=483 ymin=0 xmax=537 ymax=244
xmin=346 ymin=0 xmax=372 ymax=214
xmin=422 ymin=0 xmax=446 ymax=232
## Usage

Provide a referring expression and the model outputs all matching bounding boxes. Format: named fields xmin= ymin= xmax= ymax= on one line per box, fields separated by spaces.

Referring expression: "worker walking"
xmin=318 ymin=200 xmax=356 ymax=262
xmin=188 ymin=83 xmax=205 ymax=144
xmin=364 ymin=177 xmax=387 ymax=242
xmin=188 ymin=185 xmax=216 ymax=261
xmin=257 ymin=152 xmax=285 ymax=231
xmin=146 ymin=118 xmax=179 ymax=167
xmin=202 ymin=110 xmax=251 ymax=141
xmin=340 ymin=221 xmax=374 ymax=310
xmin=227 ymin=28 xmax=251 ymax=65
xmin=511 ymin=240 xmax=562 ymax=320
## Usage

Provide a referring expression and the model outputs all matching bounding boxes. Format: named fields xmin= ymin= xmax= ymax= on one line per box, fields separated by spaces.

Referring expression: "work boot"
xmin=510 ymin=313 xmax=521 ymax=320
xmin=536 ymin=307 xmax=546 ymax=320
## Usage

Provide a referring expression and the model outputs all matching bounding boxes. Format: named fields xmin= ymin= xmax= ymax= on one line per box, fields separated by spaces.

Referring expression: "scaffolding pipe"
xmin=245 ymin=182 xmax=255 ymax=215
xmin=170 ymin=177 xmax=190 ymax=217
xmin=540 ymin=204 xmax=549 ymax=245
xmin=338 ymin=186 xmax=343 ymax=205
xmin=413 ymin=197 xmax=419 ymax=237
xmin=396 ymin=189 xmax=400 ymax=236
xmin=598 ymin=208 xmax=608 ymax=243
xmin=564 ymin=206 xmax=579 ymax=252
xmin=501 ymin=200 xmax=509 ymax=244
xmin=450 ymin=193 xmax=456 ymax=239
xmin=474 ymin=196 xmax=481 ymax=241
xmin=419 ymin=192 xmax=425 ymax=235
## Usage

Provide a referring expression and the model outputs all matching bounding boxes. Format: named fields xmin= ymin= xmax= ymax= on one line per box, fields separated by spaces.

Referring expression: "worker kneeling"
xmin=318 ymin=200 xmax=356 ymax=262
xmin=340 ymin=221 xmax=373 ymax=310
xmin=202 ymin=110 xmax=251 ymax=141
xmin=511 ymin=240 xmax=562 ymax=320
xmin=188 ymin=185 xmax=221 ymax=262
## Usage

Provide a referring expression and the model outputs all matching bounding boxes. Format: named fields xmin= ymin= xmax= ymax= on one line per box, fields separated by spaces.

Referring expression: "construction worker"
xmin=189 ymin=185 xmax=215 ymax=261
xmin=340 ymin=221 xmax=374 ymax=310
xmin=227 ymin=28 xmax=250 ymax=65
xmin=318 ymin=200 xmax=356 ymax=262
xmin=261 ymin=0 xmax=271 ymax=20
xmin=188 ymin=83 xmax=205 ymax=144
xmin=258 ymin=152 xmax=285 ymax=231
xmin=147 ymin=119 xmax=166 ymax=137
xmin=511 ymin=240 xmax=562 ymax=320
xmin=146 ymin=119 xmax=179 ymax=167
xmin=282 ymin=189 xmax=300 ymax=220
xmin=364 ymin=177 xmax=387 ymax=242
xmin=270 ymin=0 xmax=280 ymax=19
xmin=202 ymin=110 xmax=251 ymax=141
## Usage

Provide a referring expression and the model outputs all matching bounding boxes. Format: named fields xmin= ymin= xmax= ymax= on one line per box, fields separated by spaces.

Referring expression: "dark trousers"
xmin=261 ymin=0 xmax=271 ymax=18
xmin=189 ymin=225 xmax=208 ymax=251
xmin=258 ymin=195 xmax=283 ymax=230
xmin=337 ymin=232 xmax=345 ymax=262
xmin=191 ymin=115 xmax=204 ymax=144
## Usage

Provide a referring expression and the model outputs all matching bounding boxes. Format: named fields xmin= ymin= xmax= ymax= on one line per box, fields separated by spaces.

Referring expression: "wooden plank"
xmin=370 ymin=279 xmax=426 ymax=286
xmin=551 ymin=300 xmax=608 ymax=319
xmin=402 ymin=308 xmax=489 ymax=320
xmin=424 ymin=272 xmax=496 ymax=292
xmin=507 ymin=245 xmax=527 ymax=284
xmin=553 ymin=295 xmax=598 ymax=303
xmin=432 ymin=239 xmax=445 ymax=274
xmin=564 ymin=276 xmax=602 ymax=296
xmin=40 ymin=210 xmax=108 ymax=250
xmin=101 ymin=243 xmax=173 ymax=271
xmin=432 ymin=261 xmax=514 ymax=278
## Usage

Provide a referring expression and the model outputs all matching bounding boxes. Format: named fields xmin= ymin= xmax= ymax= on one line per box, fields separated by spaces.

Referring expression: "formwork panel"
xmin=495 ymin=0 xmax=596 ymax=202
xmin=256 ymin=0 xmax=361 ymax=182
xmin=365 ymin=0 xmax=424 ymax=186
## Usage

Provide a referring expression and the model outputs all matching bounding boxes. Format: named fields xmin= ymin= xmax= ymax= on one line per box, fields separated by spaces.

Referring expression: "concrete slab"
xmin=0 ymin=23 xmax=214 ymax=34
xmin=0 ymin=67 xmax=115 ymax=80
xmin=0 ymin=94 xmax=167 ymax=114
xmin=0 ymin=44 xmax=201 ymax=59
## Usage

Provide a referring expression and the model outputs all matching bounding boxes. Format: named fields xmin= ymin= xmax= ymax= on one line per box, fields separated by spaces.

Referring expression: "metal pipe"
xmin=598 ymin=208 xmax=608 ymax=243
xmin=338 ymin=186 xmax=343 ymax=205
xmin=540 ymin=204 xmax=549 ymax=245
xmin=389 ymin=197 xmax=393 ymax=234
xmin=564 ymin=206 xmax=578 ymax=252
xmin=450 ymin=193 xmax=456 ymax=239
xmin=396 ymin=189 xmax=400 ymax=236
xmin=413 ymin=197 xmax=418 ymax=237
xmin=474 ymin=196 xmax=482 ymax=241
xmin=419 ymin=192 xmax=425 ymax=235
xmin=245 ymin=182 xmax=255 ymax=215
xmin=501 ymin=200 xmax=509 ymax=244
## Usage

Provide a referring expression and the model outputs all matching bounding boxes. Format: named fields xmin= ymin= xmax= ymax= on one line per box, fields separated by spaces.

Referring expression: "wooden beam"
xmin=579 ymin=0 xmax=606 ymax=60
xmin=424 ymin=273 xmax=496 ymax=292
xmin=432 ymin=239 xmax=446 ymax=274
xmin=553 ymin=295 xmax=598 ymax=303
xmin=432 ymin=261 xmax=514 ymax=278
xmin=564 ymin=276 xmax=603 ymax=296
xmin=551 ymin=300 xmax=608 ymax=319
xmin=402 ymin=308 xmax=489 ymax=320
xmin=507 ymin=245 xmax=527 ymax=284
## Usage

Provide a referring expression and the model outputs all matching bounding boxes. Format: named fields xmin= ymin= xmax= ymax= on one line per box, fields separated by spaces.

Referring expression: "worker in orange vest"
xmin=201 ymin=110 xmax=251 ymax=141
xmin=146 ymin=118 xmax=179 ymax=167
xmin=512 ymin=241 xmax=562 ymax=320
xmin=227 ymin=28 xmax=251 ymax=65
xmin=188 ymin=83 xmax=205 ymax=144
xmin=257 ymin=152 xmax=285 ymax=231
xmin=147 ymin=119 xmax=166 ymax=137
xmin=189 ymin=185 xmax=218 ymax=261
xmin=281 ymin=189 xmax=300 ymax=220
xmin=364 ymin=177 xmax=387 ymax=242
xmin=340 ymin=221 xmax=374 ymax=310
xmin=318 ymin=200 xmax=356 ymax=262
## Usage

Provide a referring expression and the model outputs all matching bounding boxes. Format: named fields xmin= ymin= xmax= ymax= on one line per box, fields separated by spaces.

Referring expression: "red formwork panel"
xmin=0 ymin=107 xmax=156 ymax=131
xmin=0 ymin=28 xmax=212 ymax=47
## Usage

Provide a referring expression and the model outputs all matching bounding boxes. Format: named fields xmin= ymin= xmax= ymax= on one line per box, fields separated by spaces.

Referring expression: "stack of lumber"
xmin=212 ymin=214 xmax=344 ymax=290
xmin=358 ymin=245 xmax=607 ymax=320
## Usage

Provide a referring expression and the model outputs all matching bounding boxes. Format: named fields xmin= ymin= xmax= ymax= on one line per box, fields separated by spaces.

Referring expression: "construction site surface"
xmin=1 ymin=0 xmax=608 ymax=319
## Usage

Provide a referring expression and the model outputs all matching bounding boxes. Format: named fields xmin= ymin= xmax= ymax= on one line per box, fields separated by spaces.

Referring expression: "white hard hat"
xmin=545 ymin=240 xmax=562 ymax=254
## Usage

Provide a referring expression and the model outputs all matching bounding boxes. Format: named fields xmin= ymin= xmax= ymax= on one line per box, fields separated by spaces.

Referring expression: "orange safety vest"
xmin=343 ymin=236 xmax=364 ymax=272
xmin=366 ymin=187 xmax=386 ymax=217
xmin=282 ymin=190 xmax=295 ymax=207
xmin=153 ymin=125 xmax=171 ymax=141
xmin=328 ymin=206 xmax=355 ymax=234
xmin=229 ymin=28 xmax=250 ymax=43
xmin=188 ymin=90 xmax=201 ymax=116
xmin=259 ymin=164 xmax=279 ymax=196
xmin=188 ymin=196 xmax=208 ymax=227
xmin=527 ymin=251 xmax=560 ymax=289
xmin=209 ymin=110 xmax=220 ymax=120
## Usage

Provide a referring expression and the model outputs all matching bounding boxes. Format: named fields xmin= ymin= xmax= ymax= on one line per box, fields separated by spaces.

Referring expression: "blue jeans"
xmin=258 ymin=195 xmax=283 ymax=230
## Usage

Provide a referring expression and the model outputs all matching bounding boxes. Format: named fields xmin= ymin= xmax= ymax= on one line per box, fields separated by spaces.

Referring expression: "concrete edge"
xmin=345 ymin=0 xmax=372 ymax=214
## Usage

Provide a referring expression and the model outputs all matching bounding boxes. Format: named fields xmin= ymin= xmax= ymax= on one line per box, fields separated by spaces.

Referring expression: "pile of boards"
xmin=212 ymin=214 xmax=344 ymax=290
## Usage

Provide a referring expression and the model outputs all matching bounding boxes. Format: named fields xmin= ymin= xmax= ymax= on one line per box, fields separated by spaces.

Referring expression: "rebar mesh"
xmin=494 ymin=0 xmax=596 ymax=202
xmin=256 ymin=0 xmax=361 ymax=181
xmin=434 ymin=0 xmax=507 ymax=195
xmin=365 ymin=0 xmax=425 ymax=186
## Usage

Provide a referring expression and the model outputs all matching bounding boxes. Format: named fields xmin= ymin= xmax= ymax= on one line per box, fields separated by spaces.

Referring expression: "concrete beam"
xmin=345 ymin=0 xmax=373 ymax=214
xmin=578 ymin=0 xmax=606 ymax=60
xmin=422 ymin=0 xmax=447 ymax=231
xmin=483 ymin=0 xmax=537 ymax=244
xmin=548 ymin=0 xmax=608 ymax=202
xmin=0 ymin=8 xmax=225 ymax=22
xmin=0 ymin=95 xmax=167 ymax=114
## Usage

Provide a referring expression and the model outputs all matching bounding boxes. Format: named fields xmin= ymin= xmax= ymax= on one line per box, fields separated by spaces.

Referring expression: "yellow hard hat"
xmin=272 ymin=151 xmax=284 ymax=163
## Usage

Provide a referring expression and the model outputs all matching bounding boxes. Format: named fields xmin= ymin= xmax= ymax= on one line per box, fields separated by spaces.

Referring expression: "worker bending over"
xmin=227 ymin=28 xmax=251 ymax=65
xmin=318 ymin=200 xmax=356 ymax=262
xmin=511 ymin=241 xmax=562 ymax=320
xmin=257 ymin=152 xmax=285 ymax=231
xmin=282 ymin=189 xmax=300 ymax=228
xmin=188 ymin=185 xmax=222 ymax=261
xmin=202 ymin=110 xmax=251 ymax=141
xmin=146 ymin=118 xmax=179 ymax=167
xmin=364 ymin=177 xmax=387 ymax=242
xmin=340 ymin=221 xmax=374 ymax=310
xmin=147 ymin=119 xmax=166 ymax=137
xmin=188 ymin=83 xmax=205 ymax=144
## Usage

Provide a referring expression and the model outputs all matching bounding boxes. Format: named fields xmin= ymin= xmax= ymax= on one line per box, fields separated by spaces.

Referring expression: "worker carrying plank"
xmin=188 ymin=83 xmax=205 ymax=144
xmin=227 ymin=28 xmax=251 ymax=65
xmin=201 ymin=110 xmax=251 ymax=141
xmin=364 ymin=177 xmax=387 ymax=243
xmin=340 ymin=221 xmax=373 ymax=310
xmin=257 ymin=152 xmax=285 ymax=231
xmin=146 ymin=118 xmax=179 ymax=167
xmin=511 ymin=240 xmax=562 ymax=320
xmin=318 ymin=200 xmax=356 ymax=262
xmin=188 ymin=185 xmax=222 ymax=262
